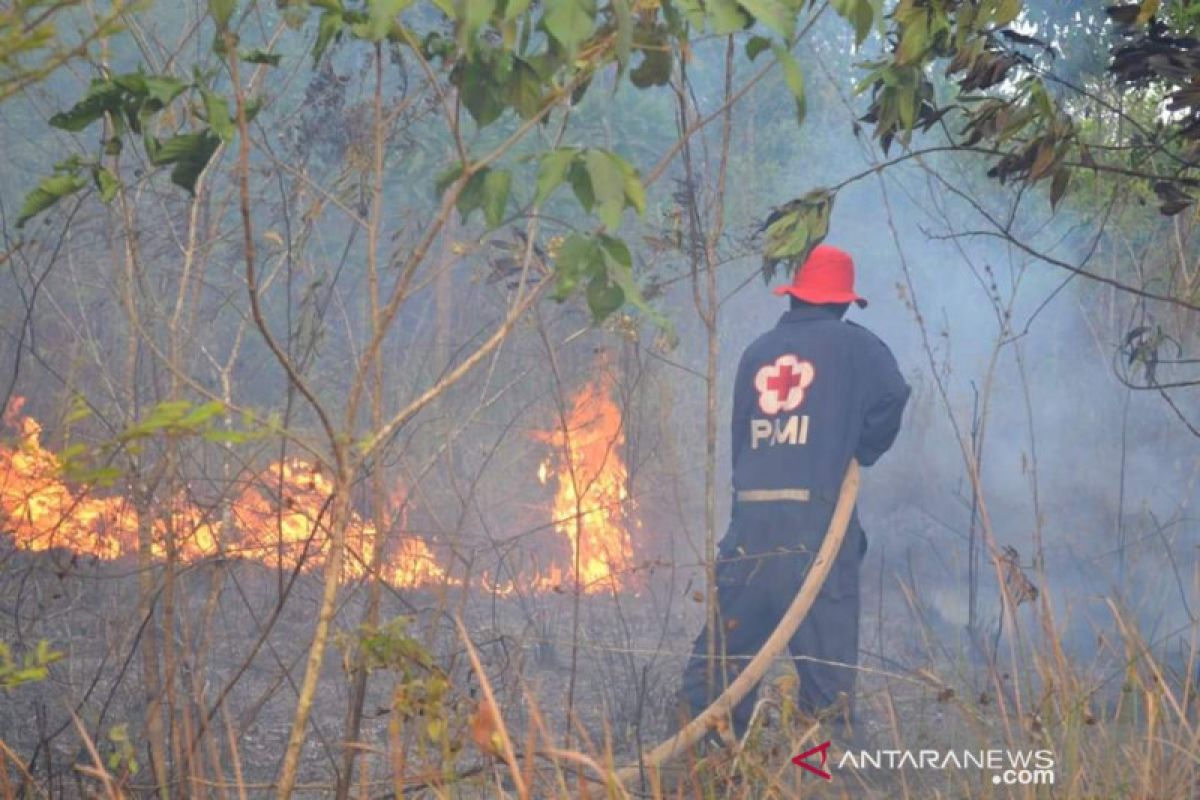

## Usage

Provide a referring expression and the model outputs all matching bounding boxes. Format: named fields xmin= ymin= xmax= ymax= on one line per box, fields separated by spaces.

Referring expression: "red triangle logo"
xmin=791 ymin=740 xmax=832 ymax=780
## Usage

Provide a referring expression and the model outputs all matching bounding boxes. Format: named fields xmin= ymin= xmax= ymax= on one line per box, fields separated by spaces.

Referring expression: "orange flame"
xmin=534 ymin=374 xmax=635 ymax=593
xmin=1 ymin=381 xmax=639 ymax=597
xmin=0 ymin=399 xmax=446 ymax=587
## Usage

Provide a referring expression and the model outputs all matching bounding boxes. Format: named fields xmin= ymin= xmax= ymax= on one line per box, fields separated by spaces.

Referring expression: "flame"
xmin=0 ymin=399 xmax=447 ymax=587
xmin=533 ymin=374 xmax=635 ymax=593
xmin=0 ymin=414 xmax=137 ymax=560
xmin=1 ymin=380 xmax=639 ymax=597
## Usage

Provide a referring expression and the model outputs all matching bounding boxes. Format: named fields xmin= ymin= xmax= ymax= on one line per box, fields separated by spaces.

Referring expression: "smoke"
xmin=646 ymin=21 xmax=1198 ymax=684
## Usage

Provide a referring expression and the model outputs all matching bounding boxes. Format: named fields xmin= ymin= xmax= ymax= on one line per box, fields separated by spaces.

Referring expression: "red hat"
xmin=772 ymin=245 xmax=868 ymax=308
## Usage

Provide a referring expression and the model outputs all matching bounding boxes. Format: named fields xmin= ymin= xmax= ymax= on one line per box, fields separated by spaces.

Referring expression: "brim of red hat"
xmin=772 ymin=285 xmax=868 ymax=308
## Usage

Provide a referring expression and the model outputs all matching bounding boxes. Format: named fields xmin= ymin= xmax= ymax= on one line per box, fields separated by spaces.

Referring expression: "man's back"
xmin=730 ymin=304 xmax=910 ymax=535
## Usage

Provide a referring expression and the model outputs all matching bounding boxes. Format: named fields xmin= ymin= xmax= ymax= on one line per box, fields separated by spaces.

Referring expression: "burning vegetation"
xmin=0 ymin=381 xmax=638 ymax=595
xmin=535 ymin=372 xmax=636 ymax=593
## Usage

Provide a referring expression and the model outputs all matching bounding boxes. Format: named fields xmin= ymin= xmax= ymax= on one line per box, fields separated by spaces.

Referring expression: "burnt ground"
xmin=1 ymin=546 xmax=699 ymax=796
xmin=1 ymin=529 xmax=1193 ymax=798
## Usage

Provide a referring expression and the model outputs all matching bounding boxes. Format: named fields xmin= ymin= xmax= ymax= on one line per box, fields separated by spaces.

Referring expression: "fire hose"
xmin=614 ymin=458 xmax=861 ymax=785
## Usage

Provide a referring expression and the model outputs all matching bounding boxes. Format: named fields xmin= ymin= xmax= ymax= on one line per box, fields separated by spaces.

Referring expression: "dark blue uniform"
xmin=681 ymin=304 xmax=910 ymax=735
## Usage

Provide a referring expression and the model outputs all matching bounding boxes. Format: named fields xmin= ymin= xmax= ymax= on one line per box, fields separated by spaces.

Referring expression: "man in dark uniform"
xmin=680 ymin=244 xmax=910 ymax=740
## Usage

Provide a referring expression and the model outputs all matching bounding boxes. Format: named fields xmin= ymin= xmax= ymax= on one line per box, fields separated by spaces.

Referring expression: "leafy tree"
xmin=0 ymin=0 xmax=130 ymax=102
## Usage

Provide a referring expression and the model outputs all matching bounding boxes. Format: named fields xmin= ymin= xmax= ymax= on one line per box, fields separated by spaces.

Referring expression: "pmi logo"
xmin=791 ymin=740 xmax=832 ymax=780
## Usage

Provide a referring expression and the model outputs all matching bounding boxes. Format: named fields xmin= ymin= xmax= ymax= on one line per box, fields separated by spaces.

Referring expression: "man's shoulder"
xmin=845 ymin=320 xmax=903 ymax=368
xmin=741 ymin=318 xmax=862 ymax=356
xmin=844 ymin=319 xmax=893 ymax=347
xmin=843 ymin=319 xmax=878 ymax=336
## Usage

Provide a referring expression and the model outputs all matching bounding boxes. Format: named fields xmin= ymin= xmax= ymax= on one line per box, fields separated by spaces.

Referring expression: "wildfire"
xmin=0 ymin=412 xmax=140 ymax=561
xmin=0 ymin=378 xmax=639 ymax=596
xmin=534 ymin=374 xmax=635 ymax=593
xmin=0 ymin=399 xmax=446 ymax=587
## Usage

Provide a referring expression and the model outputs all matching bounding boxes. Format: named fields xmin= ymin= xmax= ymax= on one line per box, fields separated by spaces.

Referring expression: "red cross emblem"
xmin=754 ymin=354 xmax=815 ymax=414
xmin=792 ymin=740 xmax=833 ymax=780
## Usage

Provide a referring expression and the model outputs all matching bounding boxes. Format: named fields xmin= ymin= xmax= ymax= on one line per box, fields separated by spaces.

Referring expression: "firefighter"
xmin=680 ymin=243 xmax=910 ymax=741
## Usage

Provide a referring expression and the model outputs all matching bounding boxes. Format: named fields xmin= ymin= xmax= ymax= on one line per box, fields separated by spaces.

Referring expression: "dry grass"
xmin=2 ymin=571 xmax=1196 ymax=800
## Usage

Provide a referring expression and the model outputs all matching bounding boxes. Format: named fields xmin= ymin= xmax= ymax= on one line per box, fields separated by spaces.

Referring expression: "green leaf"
xmin=176 ymin=401 xmax=226 ymax=429
xmin=773 ymin=44 xmax=806 ymax=125
xmin=201 ymin=88 xmax=234 ymax=141
xmin=672 ymin=0 xmax=706 ymax=29
xmin=143 ymin=75 xmax=187 ymax=107
xmin=616 ymin=156 xmax=646 ymax=216
xmin=49 ymin=79 xmax=123 ymax=131
xmin=314 ymin=10 xmax=344 ymax=63
xmin=151 ymin=131 xmax=222 ymax=194
xmin=65 ymin=398 xmax=93 ymax=424
xmin=568 ymin=160 xmax=595 ymax=211
xmin=832 ymin=0 xmax=872 ymax=45
xmin=630 ymin=31 xmax=672 ymax=87
xmin=210 ymin=0 xmax=236 ymax=29
xmin=0 ymin=640 xmax=62 ymax=690
xmin=896 ymin=86 xmax=915 ymax=130
xmin=459 ymin=0 xmax=495 ymax=46
xmin=737 ymin=0 xmax=793 ymax=38
xmin=993 ymin=0 xmax=1020 ymax=27
xmin=601 ymin=234 xmax=667 ymax=327
xmin=586 ymin=276 xmax=624 ymax=321
xmin=95 ymin=168 xmax=120 ymax=203
xmin=503 ymin=0 xmax=534 ymax=21
xmin=761 ymin=190 xmax=833 ymax=283
xmin=767 ymin=212 xmax=808 ymax=259
xmin=134 ymin=400 xmax=194 ymax=431
xmin=435 ymin=163 xmax=465 ymax=197
xmin=585 ymin=149 xmax=625 ymax=230
xmin=553 ymin=233 xmax=596 ymax=300
xmin=150 ymin=133 xmax=202 ymax=165
xmin=459 ymin=62 xmax=504 ymax=126
xmin=16 ymin=172 xmax=87 ymax=228
xmin=896 ymin=13 xmax=927 ymax=64
xmin=707 ymin=0 xmax=749 ymax=34
xmin=112 ymin=72 xmax=147 ymax=96
xmin=625 ymin=174 xmax=646 ymax=216
xmin=543 ymin=0 xmax=595 ymax=56
xmin=203 ymin=429 xmax=253 ymax=444
xmin=505 ymin=57 xmax=543 ymax=118
xmin=745 ymin=35 xmax=771 ymax=61
xmin=597 ymin=233 xmax=632 ymax=269
xmin=1029 ymin=79 xmax=1054 ymax=121
xmin=241 ymin=49 xmax=282 ymax=65
xmin=851 ymin=0 xmax=873 ymax=44
xmin=355 ymin=0 xmax=410 ymax=41
xmin=535 ymin=148 xmax=577 ymax=207
xmin=481 ymin=168 xmax=511 ymax=228
xmin=451 ymin=166 xmax=489 ymax=221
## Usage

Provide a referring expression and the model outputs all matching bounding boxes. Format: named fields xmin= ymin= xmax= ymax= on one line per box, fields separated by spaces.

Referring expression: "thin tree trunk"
xmin=115 ymin=143 xmax=171 ymax=798
xmin=337 ymin=43 xmax=388 ymax=800
xmin=678 ymin=38 xmax=734 ymax=699
xmin=223 ymin=45 xmax=344 ymax=800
